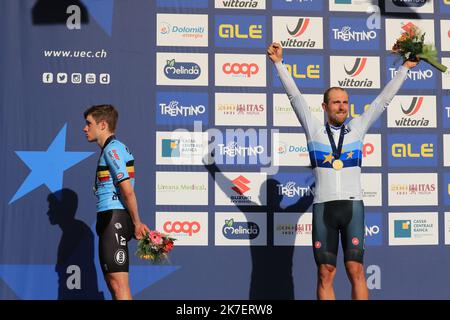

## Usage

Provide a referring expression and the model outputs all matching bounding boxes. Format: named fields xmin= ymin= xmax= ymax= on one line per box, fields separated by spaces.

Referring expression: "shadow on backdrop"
xmin=32 ymin=0 xmax=88 ymax=25
xmin=47 ymin=188 xmax=103 ymax=300
xmin=204 ymin=158 xmax=314 ymax=300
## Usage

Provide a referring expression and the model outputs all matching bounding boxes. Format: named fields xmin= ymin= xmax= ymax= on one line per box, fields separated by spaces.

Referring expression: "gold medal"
xmin=332 ymin=159 xmax=343 ymax=171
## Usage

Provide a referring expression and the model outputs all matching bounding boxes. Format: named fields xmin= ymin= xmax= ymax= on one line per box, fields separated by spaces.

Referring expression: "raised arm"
xmin=351 ymin=59 xmax=419 ymax=135
xmin=268 ymin=43 xmax=321 ymax=136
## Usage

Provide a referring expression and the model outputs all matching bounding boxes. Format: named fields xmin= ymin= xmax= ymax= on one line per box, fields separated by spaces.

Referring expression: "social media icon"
xmin=42 ymin=72 xmax=53 ymax=83
xmin=99 ymin=73 xmax=110 ymax=84
xmin=85 ymin=73 xmax=96 ymax=84
xmin=71 ymin=73 xmax=82 ymax=84
xmin=57 ymin=73 xmax=68 ymax=84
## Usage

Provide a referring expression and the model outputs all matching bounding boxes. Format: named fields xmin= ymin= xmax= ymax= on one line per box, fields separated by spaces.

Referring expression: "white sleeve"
xmin=274 ymin=61 xmax=322 ymax=137
xmin=350 ymin=65 xmax=409 ymax=135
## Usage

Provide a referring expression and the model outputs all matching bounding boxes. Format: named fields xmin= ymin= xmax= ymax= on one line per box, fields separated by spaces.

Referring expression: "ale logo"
xmin=401 ymin=96 xmax=423 ymax=116
xmin=164 ymin=59 xmax=201 ymax=80
xmin=222 ymin=218 xmax=260 ymax=240
xmin=345 ymin=57 xmax=367 ymax=77
xmin=287 ymin=18 xmax=310 ymax=37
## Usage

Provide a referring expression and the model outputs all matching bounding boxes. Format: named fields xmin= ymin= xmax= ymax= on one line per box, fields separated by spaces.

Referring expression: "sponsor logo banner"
xmin=156 ymin=52 xmax=208 ymax=86
xmin=273 ymin=93 xmax=324 ymax=127
xmin=361 ymin=173 xmax=382 ymax=206
xmin=215 ymin=92 xmax=266 ymax=126
xmin=388 ymin=173 xmax=438 ymax=206
xmin=156 ymin=131 xmax=208 ymax=165
xmin=387 ymin=96 xmax=436 ymax=128
xmin=272 ymin=16 xmax=323 ymax=49
xmin=215 ymin=15 xmax=266 ymax=48
xmin=329 ymin=17 xmax=380 ymax=50
xmin=156 ymin=172 xmax=208 ymax=205
xmin=215 ymin=54 xmax=266 ymax=87
xmin=274 ymin=212 xmax=313 ymax=246
xmin=272 ymin=132 xmax=310 ymax=167
xmin=215 ymin=212 xmax=267 ymax=245
xmin=157 ymin=14 xmax=208 ymax=47
xmin=156 ymin=92 xmax=208 ymax=125
xmin=365 ymin=213 xmax=383 ymax=246
xmin=215 ymin=172 xmax=267 ymax=206
xmin=388 ymin=134 xmax=437 ymax=167
xmin=273 ymin=55 xmax=324 ymax=88
xmin=155 ymin=212 xmax=208 ymax=245
xmin=389 ymin=212 xmax=438 ymax=246
xmin=330 ymin=56 xmax=380 ymax=89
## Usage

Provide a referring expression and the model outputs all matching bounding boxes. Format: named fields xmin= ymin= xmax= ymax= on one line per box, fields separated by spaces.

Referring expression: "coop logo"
xmin=163 ymin=220 xmax=201 ymax=236
xmin=388 ymin=134 xmax=436 ymax=167
xmin=218 ymin=142 xmax=264 ymax=157
xmin=222 ymin=62 xmax=259 ymax=78
xmin=164 ymin=59 xmax=201 ymax=79
xmin=331 ymin=56 xmax=379 ymax=88
xmin=161 ymin=139 xmax=180 ymax=158
xmin=277 ymin=181 xmax=314 ymax=198
xmin=222 ymin=218 xmax=260 ymax=240
xmin=232 ymin=175 xmax=250 ymax=194
xmin=394 ymin=220 xmax=411 ymax=238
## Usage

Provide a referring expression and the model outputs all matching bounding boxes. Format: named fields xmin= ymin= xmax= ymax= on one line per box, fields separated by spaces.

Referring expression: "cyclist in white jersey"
xmin=267 ymin=42 xmax=419 ymax=300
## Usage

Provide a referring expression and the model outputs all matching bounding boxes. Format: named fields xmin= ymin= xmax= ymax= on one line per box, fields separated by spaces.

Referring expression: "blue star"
xmin=81 ymin=0 xmax=114 ymax=36
xmin=9 ymin=124 xmax=94 ymax=204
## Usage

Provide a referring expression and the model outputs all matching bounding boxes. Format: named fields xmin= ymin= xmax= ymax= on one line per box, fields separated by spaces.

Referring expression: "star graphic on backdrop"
xmin=9 ymin=124 xmax=94 ymax=204
xmin=346 ymin=151 xmax=354 ymax=159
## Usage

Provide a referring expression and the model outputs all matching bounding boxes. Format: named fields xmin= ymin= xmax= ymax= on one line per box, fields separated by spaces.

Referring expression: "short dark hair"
xmin=84 ymin=104 xmax=118 ymax=132
xmin=323 ymin=87 xmax=347 ymax=104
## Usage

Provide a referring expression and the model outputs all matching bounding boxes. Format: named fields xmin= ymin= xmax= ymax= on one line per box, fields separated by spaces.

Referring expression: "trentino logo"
xmin=218 ymin=142 xmax=264 ymax=157
xmin=222 ymin=218 xmax=260 ymax=239
xmin=232 ymin=175 xmax=250 ymax=194
xmin=394 ymin=220 xmax=411 ymax=238
xmin=161 ymin=139 xmax=180 ymax=158
xmin=277 ymin=181 xmax=314 ymax=198
xmin=164 ymin=59 xmax=201 ymax=79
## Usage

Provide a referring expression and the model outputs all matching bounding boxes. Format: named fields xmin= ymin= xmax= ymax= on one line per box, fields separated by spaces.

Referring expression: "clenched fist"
xmin=267 ymin=42 xmax=283 ymax=63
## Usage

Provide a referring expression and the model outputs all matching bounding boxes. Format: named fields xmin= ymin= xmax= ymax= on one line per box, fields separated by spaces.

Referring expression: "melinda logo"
xmin=222 ymin=218 xmax=260 ymax=239
xmin=232 ymin=175 xmax=250 ymax=194
xmin=394 ymin=220 xmax=411 ymax=238
xmin=164 ymin=59 xmax=201 ymax=79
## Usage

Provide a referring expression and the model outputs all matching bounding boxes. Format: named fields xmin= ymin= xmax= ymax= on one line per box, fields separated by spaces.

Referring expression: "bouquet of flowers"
xmin=391 ymin=22 xmax=447 ymax=72
xmin=136 ymin=230 xmax=176 ymax=263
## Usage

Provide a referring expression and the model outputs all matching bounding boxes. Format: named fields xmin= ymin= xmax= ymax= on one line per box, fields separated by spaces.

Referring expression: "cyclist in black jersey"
xmin=267 ymin=43 xmax=419 ymax=299
xmin=83 ymin=104 xmax=150 ymax=300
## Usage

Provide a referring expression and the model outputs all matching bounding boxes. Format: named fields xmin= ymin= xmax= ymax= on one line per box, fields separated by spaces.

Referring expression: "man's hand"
xmin=403 ymin=58 xmax=420 ymax=70
xmin=267 ymin=42 xmax=283 ymax=63
xmin=134 ymin=222 xmax=151 ymax=240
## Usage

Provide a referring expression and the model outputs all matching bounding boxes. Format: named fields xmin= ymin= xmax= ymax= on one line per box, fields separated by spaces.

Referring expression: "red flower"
xmin=163 ymin=239 xmax=174 ymax=253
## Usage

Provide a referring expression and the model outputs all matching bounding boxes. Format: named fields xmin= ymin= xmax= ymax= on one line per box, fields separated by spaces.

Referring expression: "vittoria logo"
xmin=232 ymin=175 xmax=250 ymax=195
xmin=396 ymin=97 xmax=429 ymax=127
xmin=344 ymin=57 xmax=367 ymax=77
xmin=401 ymin=96 xmax=423 ymax=116
xmin=280 ymin=18 xmax=316 ymax=48
xmin=287 ymin=18 xmax=309 ymax=37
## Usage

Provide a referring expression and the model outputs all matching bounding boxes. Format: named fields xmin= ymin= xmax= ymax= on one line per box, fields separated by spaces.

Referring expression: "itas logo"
xmin=156 ymin=92 xmax=208 ymax=125
xmin=365 ymin=213 xmax=382 ymax=246
xmin=164 ymin=59 xmax=201 ymax=80
xmin=394 ymin=220 xmax=411 ymax=238
xmin=273 ymin=55 xmax=323 ymax=88
xmin=330 ymin=18 xmax=379 ymax=50
xmin=161 ymin=139 xmax=180 ymax=158
xmin=222 ymin=218 xmax=260 ymax=240
xmin=388 ymin=134 xmax=436 ymax=167
xmin=215 ymin=15 xmax=265 ymax=48
xmin=163 ymin=220 xmax=201 ymax=236
xmin=232 ymin=175 xmax=250 ymax=195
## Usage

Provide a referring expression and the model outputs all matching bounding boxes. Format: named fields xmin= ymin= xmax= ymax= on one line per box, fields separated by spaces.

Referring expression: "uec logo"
xmin=163 ymin=221 xmax=201 ymax=236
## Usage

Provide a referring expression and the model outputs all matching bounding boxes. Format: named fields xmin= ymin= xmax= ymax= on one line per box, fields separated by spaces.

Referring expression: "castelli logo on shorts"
xmin=116 ymin=172 xmax=124 ymax=180
xmin=352 ymin=237 xmax=360 ymax=246
xmin=163 ymin=221 xmax=201 ymax=236
xmin=314 ymin=241 xmax=321 ymax=249
xmin=114 ymin=249 xmax=126 ymax=265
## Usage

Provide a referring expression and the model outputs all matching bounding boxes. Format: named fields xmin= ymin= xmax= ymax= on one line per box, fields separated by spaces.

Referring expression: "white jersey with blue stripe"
xmin=275 ymin=61 xmax=409 ymax=204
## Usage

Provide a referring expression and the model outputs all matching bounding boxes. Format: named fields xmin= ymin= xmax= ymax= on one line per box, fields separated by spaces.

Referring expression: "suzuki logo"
xmin=231 ymin=175 xmax=251 ymax=195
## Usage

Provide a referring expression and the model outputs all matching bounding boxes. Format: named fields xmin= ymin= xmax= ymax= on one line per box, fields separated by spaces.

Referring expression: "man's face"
xmin=322 ymin=89 xmax=349 ymax=126
xmin=83 ymin=114 xmax=104 ymax=142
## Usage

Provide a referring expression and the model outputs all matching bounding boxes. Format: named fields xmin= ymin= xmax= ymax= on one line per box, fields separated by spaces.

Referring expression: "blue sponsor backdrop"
xmin=1 ymin=0 xmax=450 ymax=300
